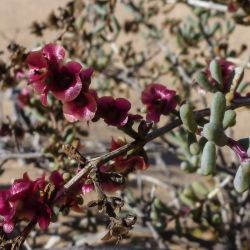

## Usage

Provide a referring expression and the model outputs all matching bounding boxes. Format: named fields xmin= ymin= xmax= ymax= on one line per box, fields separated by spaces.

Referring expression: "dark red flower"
xmin=141 ymin=83 xmax=177 ymax=123
xmin=63 ymin=90 xmax=97 ymax=123
xmin=0 ymin=172 xmax=59 ymax=233
xmin=48 ymin=61 xmax=82 ymax=102
xmin=26 ymin=43 xmax=82 ymax=105
xmin=95 ymin=96 xmax=131 ymax=127
xmin=49 ymin=171 xmax=64 ymax=188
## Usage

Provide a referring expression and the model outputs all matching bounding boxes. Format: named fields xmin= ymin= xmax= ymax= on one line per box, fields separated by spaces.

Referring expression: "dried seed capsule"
xmin=200 ymin=141 xmax=216 ymax=175
xmin=210 ymin=92 xmax=226 ymax=126
xmin=180 ymin=104 xmax=197 ymax=133
xmin=222 ymin=110 xmax=236 ymax=129
xmin=233 ymin=161 xmax=250 ymax=193
xmin=195 ymin=71 xmax=215 ymax=92
xmin=209 ymin=59 xmax=223 ymax=87
xmin=203 ymin=123 xmax=228 ymax=146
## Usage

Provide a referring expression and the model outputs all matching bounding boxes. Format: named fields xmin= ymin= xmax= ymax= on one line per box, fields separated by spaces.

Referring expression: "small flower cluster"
xmin=26 ymin=43 xmax=97 ymax=122
xmin=26 ymin=43 xmax=178 ymax=125
xmin=0 ymin=173 xmax=55 ymax=233
xmin=1 ymin=43 xmax=180 ymax=237
xmin=82 ymin=137 xmax=148 ymax=194
xmin=0 ymin=171 xmax=84 ymax=234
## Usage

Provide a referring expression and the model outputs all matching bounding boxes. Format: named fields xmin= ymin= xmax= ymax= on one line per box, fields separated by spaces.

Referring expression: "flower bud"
xmin=210 ymin=92 xmax=226 ymax=126
xmin=234 ymin=161 xmax=250 ymax=193
xmin=200 ymin=141 xmax=216 ymax=175
xmin=180 ymin=104 xmax=197 ymax=133
xmin=203 ymin=123 xmax=228 ymax=146
xmin=222 ymin=110 xmax=236 ymax=129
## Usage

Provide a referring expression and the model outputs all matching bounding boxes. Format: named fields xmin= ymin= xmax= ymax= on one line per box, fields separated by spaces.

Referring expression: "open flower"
xmin=95 ymin=96 xmax=131 ymax=127
xmin=0 ymin=173 xmax=47 ymax=233
xmin=26 ymin=43 xmax=82 ymax=105
xmin=141 ymin=83 xmax=177 ymax=123
xmin=63 ymin=89 xmax=97 ymax=123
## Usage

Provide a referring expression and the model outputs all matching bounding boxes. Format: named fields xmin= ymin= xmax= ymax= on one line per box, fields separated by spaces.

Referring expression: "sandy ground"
xmin=0 ymin=0 xmax=69 ymax=49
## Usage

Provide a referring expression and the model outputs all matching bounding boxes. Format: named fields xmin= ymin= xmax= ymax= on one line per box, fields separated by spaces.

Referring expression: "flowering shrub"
xmin=1 ymin=0 xmax=250 ymax=249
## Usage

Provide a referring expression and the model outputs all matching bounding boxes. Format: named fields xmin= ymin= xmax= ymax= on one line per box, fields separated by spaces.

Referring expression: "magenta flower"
xmin=26 ymin=43 xmax=82 ymax=105
xmin=63 ymin=90 xmax=97 ymax=123
xmin=141 ymin=83 xmax=177 ymax=123
xmin=205 ymin=59 xmax=235 ymax=93
xmin=95 ymin=96 xmax=131 ymax=127
xmin=0 ymin=173 xmax=48 ymax=233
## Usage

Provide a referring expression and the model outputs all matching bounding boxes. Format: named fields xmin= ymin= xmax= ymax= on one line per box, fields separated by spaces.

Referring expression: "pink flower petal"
xmin=63 ymin=92 xmax=97 ymax=122
xmin=51 ymin=77 xmax=82 ymax=102
xmin=31 ymin=78 xmax=47 ymax=94
xmin=38 ymin=215 xmax=50 ymax=230
xmin=80 ymin=67 xmax=94 ymax=91
xmin=50 ymin=62 xmax=83 ymax=102
xmin=0 ymin=191 xmax=10 ymax=215
xmin=82 ymin=184 xmax=94 ymax=195
xmin=50 ymin=171 xmax=64 ymax=188
xmin=42 ymin=43 xmax=65 ymax=64
xmin=26 ymin=50 xmax=47 ymax=69
xmin=3 ymin=221 xmax=14 ymax=233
